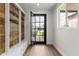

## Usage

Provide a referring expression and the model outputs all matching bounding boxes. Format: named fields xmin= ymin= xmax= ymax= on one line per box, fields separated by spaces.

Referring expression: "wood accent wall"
xmin=0 ymin=3 xmax=5 ymax=54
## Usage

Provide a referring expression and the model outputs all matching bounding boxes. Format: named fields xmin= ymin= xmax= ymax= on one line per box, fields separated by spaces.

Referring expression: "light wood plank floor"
xmin=23 ymin=44 xmax=61 ymax=56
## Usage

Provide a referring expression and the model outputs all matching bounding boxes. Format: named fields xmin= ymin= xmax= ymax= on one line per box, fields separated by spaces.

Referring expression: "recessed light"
xmin=36 ymin=3 xmax=40 ymax=6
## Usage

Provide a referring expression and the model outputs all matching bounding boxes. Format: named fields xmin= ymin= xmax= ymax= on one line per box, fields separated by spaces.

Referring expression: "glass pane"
xmin=32 ymin=23 xmax=35 ymax=28
xmin=36 ymin=16 xmax=39 ymax=22
xmin=40 ymin=16 xmax=44 ymax=22
xmin=39 ymin=36 xmax=44 ymax=41
xmin=36 ymin=23 xmax=39 ymax=28
xmin=59 ymin=12 xmax=66 ymax=27
xmin=0 ymin=3 xmax=5 ymax=54
xmin=32 ymin=16 xmax=35 ymax=22
xmin=39 ymin=29 xmax=44 ymax=36
xmin=59 ymin=4 xmax=66 ymax=27
xmin=31 ymin=15 xmax=45 ymax=42
xmin=66 ymin=3 xmax=78 ymax=27
xmin=68 ymin=11 xmax=78 ymax=27
xmin=36 ymin=30 xmax=40 ymax=41
xmin=32 ymin=37 xmax=35 ymax=41
xmin=32 ymin=29 xmax=36 ymax=41
xmin=36 ymin=36 xmax=39 ymax=41
xmin=40 ymin=23 xmax=44 ymax=28
xmin=32 ymin=29 xmax=35 ymax=36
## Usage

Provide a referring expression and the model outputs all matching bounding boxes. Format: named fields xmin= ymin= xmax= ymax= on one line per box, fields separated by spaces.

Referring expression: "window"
xmin=58 ymin=3 xmax=78 ymax=28
xmin=58 ymin=4 xmax=66 ymax=27
xmin=67 ymin=4 xmax=78 ymax=27
xmin=60 ymin=11 xmax=66 ymax=27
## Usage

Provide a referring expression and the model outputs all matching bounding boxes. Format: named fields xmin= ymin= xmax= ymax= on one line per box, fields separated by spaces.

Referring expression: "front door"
xmin=31 ymin=14 xmax=46 ymax=44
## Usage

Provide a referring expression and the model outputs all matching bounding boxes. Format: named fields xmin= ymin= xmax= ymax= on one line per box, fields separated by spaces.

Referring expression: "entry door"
xmin=32 ymin=14 xmax=46 ymax=44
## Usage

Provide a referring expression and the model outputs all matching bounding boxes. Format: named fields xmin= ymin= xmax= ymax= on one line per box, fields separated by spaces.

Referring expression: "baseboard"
xmin=23 ymin=44 xmax=31 ymax=56
xmin=47 ymin=44 xmax=62 ymax=56
xmin=2 ymin=40 xmax=28 ymax=56
xmin=53 ymin=44 xmax=66 ymax=56
xmin=52 ymin=44 xmax=62 ymax=56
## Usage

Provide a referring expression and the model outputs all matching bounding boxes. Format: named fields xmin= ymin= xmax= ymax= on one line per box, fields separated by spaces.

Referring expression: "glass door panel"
xmin=39 ymin=29 xmax=44 ymax=41
xmin=32 ymin=17 xmax=35 ymax=23
xmin=40 ymin=23 xmax=44 ymax=28
xmin=40 ymin=16 xmax=44 ymax=22
xmin=31 ymin=14 xmax=46 ymax=44
xmin=32 ymin=23 xmax=35 ymax=28
xmin=32 ymin=29 xmax=36 ymax=41
xmin=40 ymin=36 xmax=44 ymax=41
xmin=36 ymin=23 xmax=39 ymax=28
xmin=36 ymin=16 xmax=40 ymax=23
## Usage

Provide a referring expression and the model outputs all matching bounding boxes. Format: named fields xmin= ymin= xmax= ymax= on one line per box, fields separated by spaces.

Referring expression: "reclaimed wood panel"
xmin=21 ymin=12 xmax=24 ymax=41
xmin=10 ymin=3 xmax=19 ymax=47
xmin=0 ymin=3 xmax=5 ymax=54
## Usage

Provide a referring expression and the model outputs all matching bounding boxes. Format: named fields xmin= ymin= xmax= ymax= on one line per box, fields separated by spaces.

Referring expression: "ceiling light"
xmin=36 ymin=3 xmax=40 ymax=6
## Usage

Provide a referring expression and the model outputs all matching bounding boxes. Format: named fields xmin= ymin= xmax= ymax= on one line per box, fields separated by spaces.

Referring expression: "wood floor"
xmin=23 ymin=44 xmax=61 ymax=56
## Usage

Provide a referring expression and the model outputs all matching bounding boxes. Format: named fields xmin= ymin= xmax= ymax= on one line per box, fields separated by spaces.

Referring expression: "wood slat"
xmin=0 ymin=3 xmax=5 ymax=54
xmin=10 ymin=3 xmax=19 ymax=47
xmin=10 ymin=3 xmax=19 ymax=17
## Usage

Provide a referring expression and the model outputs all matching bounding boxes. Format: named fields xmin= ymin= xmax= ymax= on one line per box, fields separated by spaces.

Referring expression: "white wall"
xmin=25 ymin=12 xmax=31 ymax=44
xmin=47 ymin=11 xmax=54 ymax=44
xmin=52 ymin=4 xmax=79 ymax=56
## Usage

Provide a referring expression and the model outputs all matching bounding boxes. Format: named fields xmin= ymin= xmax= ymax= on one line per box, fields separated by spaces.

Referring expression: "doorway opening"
xmin=31 ymin=13 xmax=47 ymax=44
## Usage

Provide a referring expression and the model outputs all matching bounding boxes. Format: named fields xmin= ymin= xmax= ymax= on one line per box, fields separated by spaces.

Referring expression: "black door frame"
xmin=31 ymin=13 xmax=47 ymax=44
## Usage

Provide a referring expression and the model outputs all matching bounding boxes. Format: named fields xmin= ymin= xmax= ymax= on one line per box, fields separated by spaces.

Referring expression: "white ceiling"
xmin=19 ymin=3 xmax=57 ymax=12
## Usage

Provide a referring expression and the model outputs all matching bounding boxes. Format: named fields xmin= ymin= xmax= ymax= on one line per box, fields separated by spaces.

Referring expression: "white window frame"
xmin=57 ymin=3 xmax=79 ymax=28
xmin=57 ymin=3 xmax=68 ymax=28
